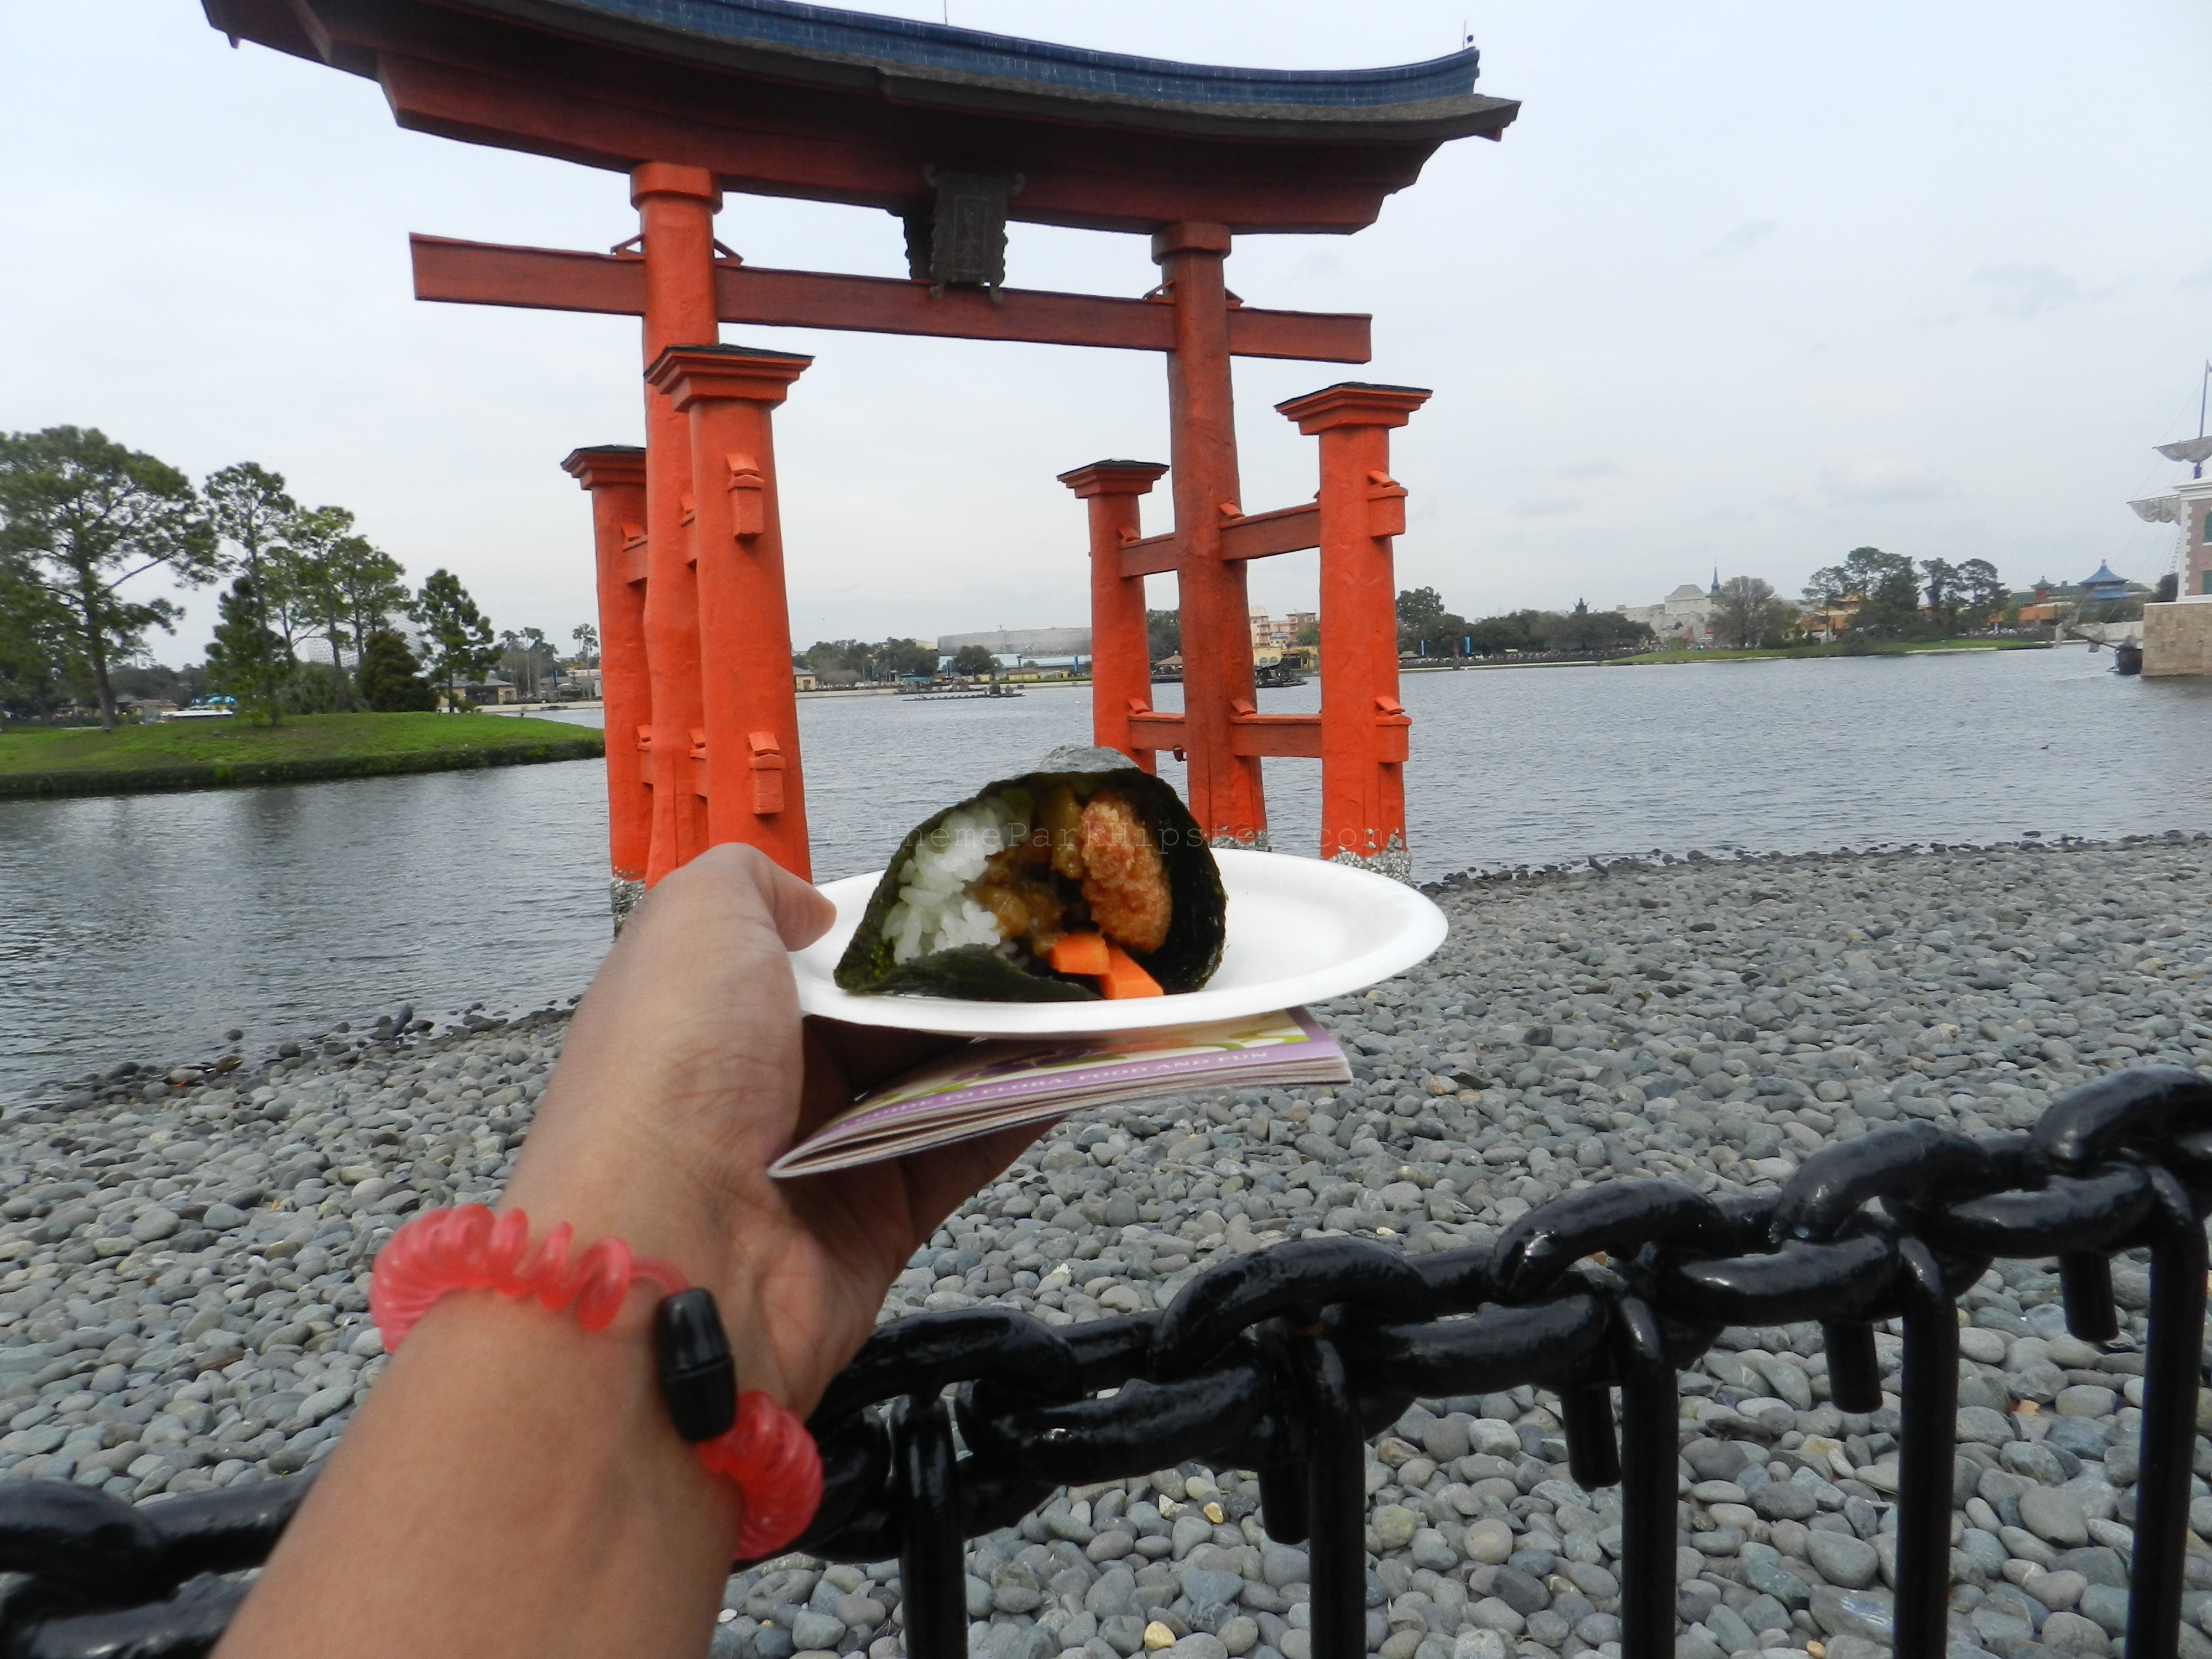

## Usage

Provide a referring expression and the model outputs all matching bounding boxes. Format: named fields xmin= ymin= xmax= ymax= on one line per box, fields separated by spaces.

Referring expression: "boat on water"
xmin=900 ymin=682 xmax=1025 ymax=702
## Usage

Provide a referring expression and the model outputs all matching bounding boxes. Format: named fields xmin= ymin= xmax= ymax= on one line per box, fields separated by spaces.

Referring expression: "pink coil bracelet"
xmin=370 ymin=1204 xmax=822 ymax=1559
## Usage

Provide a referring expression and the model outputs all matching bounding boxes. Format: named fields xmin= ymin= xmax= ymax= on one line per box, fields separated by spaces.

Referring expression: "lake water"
xmin=4 ymin=644 xmax=2206 ymax=1094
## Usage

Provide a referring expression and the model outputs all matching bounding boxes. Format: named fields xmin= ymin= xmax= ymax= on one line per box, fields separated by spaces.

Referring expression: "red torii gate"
xmin=206 ymin=0 xmax=1517 ymax=912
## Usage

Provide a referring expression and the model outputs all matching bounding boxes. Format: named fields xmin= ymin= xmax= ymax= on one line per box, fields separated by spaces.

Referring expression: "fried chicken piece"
xmin=1078 ymin=793 xmax=1171 ymax=955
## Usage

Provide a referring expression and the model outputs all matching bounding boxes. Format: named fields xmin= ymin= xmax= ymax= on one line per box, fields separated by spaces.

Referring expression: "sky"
xmin=3 ymin=2 xmax=2208 ymax=663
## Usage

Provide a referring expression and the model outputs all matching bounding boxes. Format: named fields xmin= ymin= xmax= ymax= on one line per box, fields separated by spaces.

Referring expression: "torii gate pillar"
xmin=559 ymin=444 xmax=650 ymax=918
xmin=1279 ymin=381 xmax=1431 ymax=880
xmin=633 ymin=162 xmax=721 ymax=885
xmin=1155 ymin=222 xmax=1267 ymax=848
xmin=1059 ymin=460 xmax=1169 ymax=771
xmin=645 ymin=344 xmax=813 ymax=879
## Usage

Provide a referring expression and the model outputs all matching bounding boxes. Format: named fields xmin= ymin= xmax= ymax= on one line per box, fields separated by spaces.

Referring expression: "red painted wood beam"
xmin=1124 ymin=709 xmax=1399 ymax=763
xmin=1115 ymin=500 xmax=1323 ymax=578
xmin=410 ymin=236 xmax=1371 ymax=362
xmin=1222 ymin=502 xmax=1323 ymax=560
xmin=1118 ymin=534 xmax=1179 ymax=578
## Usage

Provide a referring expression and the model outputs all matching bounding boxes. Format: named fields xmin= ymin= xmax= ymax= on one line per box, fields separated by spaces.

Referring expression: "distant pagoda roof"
xmin=2079 ymin=562 xmax=2130 ymax=589
xmin=204 ymin=0 xmax=1518 ymax=233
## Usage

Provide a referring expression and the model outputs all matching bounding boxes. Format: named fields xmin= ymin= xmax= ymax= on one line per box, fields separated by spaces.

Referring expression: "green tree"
xmin=279 ymin=507 xmax=373 ymax=705
xmin=356 ymin=629 xmax=438 ymax=712
xmin=1807 ymin=546 xmax=1921 ymax=637
xmin=1848 ymin=549 xmax=1922 ymax=636
xmin=498 ymin=627 xmax=556 ymax=697
xmin=337 ymin=540 xmax=410 ymax=666
xmin=2154 ymin=571 xmax=2180 ymax=604
xmin=0 ymin=543 xmax=68 ymax=717
xmin=1145 ymin=608 xmax=1181 ymax=662
xmin=571 ymin=622 xmax=599 ymax=666
xmin=1466 ymin=615 xmax=1530 ymax=656
xmin=203 ymin=462 xmax=296 ymax=644
xmin=205 ymin=574 xmax=292 ymax=722
xmin=0 ymin=426 xmax=216 ymax=728
xmin=1802 ymin=560 xmax=1859 ymax=608
xmin=1709 ymin=576 xmax=1795 ymax=648
xmin=1920 ymin=558 xmax=1963 ymax=632
xmin=874 ymin=638 xmax=940 ymax=679
xmin=413 ymin=568 xmax=498 ymax=701
xmin=950 ymin=644 xmax=997 ymax=677
xmin=1957 ymin=558 xmax=2007 ymax=626
xmin=1395 ymin=586 xmax=1448 ymax=641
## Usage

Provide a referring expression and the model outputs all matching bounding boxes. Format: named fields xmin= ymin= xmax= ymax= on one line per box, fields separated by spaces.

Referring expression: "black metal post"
xmin=1613 ymin=1297 xmax=1678 ymax=1659
xmin=1297 ymin=1337 xmax=1367 ymax=1659
xmin=1258 ymin=1460 xmax=1311 ymax=1546
xmin=1891 ymin=1238 xmax=1959 ymax=1659
xmin=892 ymin=1396 xmax=966 ymax=1659
xmin=1821 ymin=1319 xmax=1882 ymax=1413
xmin=2059 ymin=1252 xmax=2121 ymax=1342
xmin=1558 ymin=1382 xmax=1621 ymax=1489
xmin=2125 ymin=1170 xmax=2208 ymax=1659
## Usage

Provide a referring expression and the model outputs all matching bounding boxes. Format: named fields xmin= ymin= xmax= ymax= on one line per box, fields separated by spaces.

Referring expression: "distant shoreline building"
xmin=1615 ymin=578 xmax=1718 ymax=647
xmin=1248 ymin=608 xmax=1316 ymax=649
xmin=936 ymin=627 xmax=1091 ymax=659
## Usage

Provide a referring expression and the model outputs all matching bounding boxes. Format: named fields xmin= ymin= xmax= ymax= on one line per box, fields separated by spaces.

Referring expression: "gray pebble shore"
xmin=5 ymin=835 xmax=2212 ymax=1659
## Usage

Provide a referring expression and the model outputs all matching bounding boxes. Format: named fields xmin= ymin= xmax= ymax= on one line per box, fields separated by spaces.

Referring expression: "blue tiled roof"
xmin=562 ymin=0 xmax=1480 ymax=108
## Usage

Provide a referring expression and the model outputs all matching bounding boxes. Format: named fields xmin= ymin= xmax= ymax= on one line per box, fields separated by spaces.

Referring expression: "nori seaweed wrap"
xmin=834 ymin=747 xmax=1225 ymax=1001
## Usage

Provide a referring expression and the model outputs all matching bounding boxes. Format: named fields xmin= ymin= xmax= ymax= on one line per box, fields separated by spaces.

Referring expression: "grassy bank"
xmin=1604 ymin=638 xmax=2051 ymax=666
xmin=0 ymin=713 xmax=603 ymax=799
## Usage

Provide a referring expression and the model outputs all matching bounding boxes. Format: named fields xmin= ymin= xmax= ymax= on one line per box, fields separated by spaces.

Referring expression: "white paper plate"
xmin=791 ymin=849 xmax=1448 ymax=1037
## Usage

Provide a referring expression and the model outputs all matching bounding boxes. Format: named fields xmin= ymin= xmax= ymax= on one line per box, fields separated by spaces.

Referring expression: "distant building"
xmin=292 ymin=637 xmax=360 ymax=670
xmin=2013 ymin=568 xmax=2146 ymax=623
xmin=1244 ymin=609 xmax=1315 ymax=649
xmin=937 ymin=626 xmax=1091 ymax=658
xmin=794 ymin=667 xmax=818 ymax=691
xmin=2078 ymin=563 xmax=2132 ymax=603
xmin=1616 ymin=579 xmax=1717 ymax=646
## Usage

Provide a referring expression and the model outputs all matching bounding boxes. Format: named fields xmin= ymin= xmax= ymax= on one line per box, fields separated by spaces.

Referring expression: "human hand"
xmin=503 ymin=843 xmax=1038 ymax=1416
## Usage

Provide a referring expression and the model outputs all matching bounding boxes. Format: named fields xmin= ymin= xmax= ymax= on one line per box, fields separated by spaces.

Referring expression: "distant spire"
xmin=1710 ymin=567 xmax=1720 ymax=595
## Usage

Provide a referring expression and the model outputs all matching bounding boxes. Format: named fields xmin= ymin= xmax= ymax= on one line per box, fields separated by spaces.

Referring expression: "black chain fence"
xmin=4 ymin=1066 xmax=2209 ymax=1659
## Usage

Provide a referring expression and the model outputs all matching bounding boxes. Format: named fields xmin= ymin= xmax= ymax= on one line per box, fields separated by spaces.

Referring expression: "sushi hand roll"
xmin=834 ymin=748 xmax=1225 ymax=1002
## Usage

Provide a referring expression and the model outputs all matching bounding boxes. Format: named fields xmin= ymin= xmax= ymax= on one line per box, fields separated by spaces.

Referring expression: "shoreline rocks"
xmin=4 ymin=837 xmax=2211 ymax=1659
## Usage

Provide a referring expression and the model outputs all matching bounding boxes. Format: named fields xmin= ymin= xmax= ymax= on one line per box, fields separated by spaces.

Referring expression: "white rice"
xmin=883 ymin=795 xmax=1031 ymax=964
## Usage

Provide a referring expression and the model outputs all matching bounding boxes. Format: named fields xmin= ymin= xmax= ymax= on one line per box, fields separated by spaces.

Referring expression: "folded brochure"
xmin=770 ymin=1006 xmax=1349 ymax=1178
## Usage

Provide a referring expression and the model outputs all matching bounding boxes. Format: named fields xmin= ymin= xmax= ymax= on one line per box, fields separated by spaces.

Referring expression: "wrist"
xmin=366 ymin=1203 xmax=827 ymax=1558
xmin=396 ymin=1287 xmax=741 ymax=1533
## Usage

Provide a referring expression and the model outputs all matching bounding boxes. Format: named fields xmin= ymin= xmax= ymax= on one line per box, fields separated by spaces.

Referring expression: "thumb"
xmin=731 ymin=844 xmax=837 ymax=951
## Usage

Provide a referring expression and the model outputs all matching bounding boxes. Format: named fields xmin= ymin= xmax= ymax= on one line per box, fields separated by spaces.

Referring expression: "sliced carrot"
xmin=1048 ymin=932 xmax=1110 ymax=977
xmin=1100 ymin=942 xmax=1163 ymax=999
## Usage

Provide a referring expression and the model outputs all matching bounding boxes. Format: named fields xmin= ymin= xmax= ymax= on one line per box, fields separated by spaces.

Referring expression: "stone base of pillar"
xmin=1208 ymin=830 xmax=1271 ymax=852
xmin=610 ymin=877 xmax=647 ymax=930
xmin=1328 ymin=834 xmax=1411 ymax=885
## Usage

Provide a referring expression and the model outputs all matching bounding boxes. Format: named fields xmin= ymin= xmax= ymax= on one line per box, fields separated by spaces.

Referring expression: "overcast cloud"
xmin=3 ymin=1 xmax=2207 ymax=661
